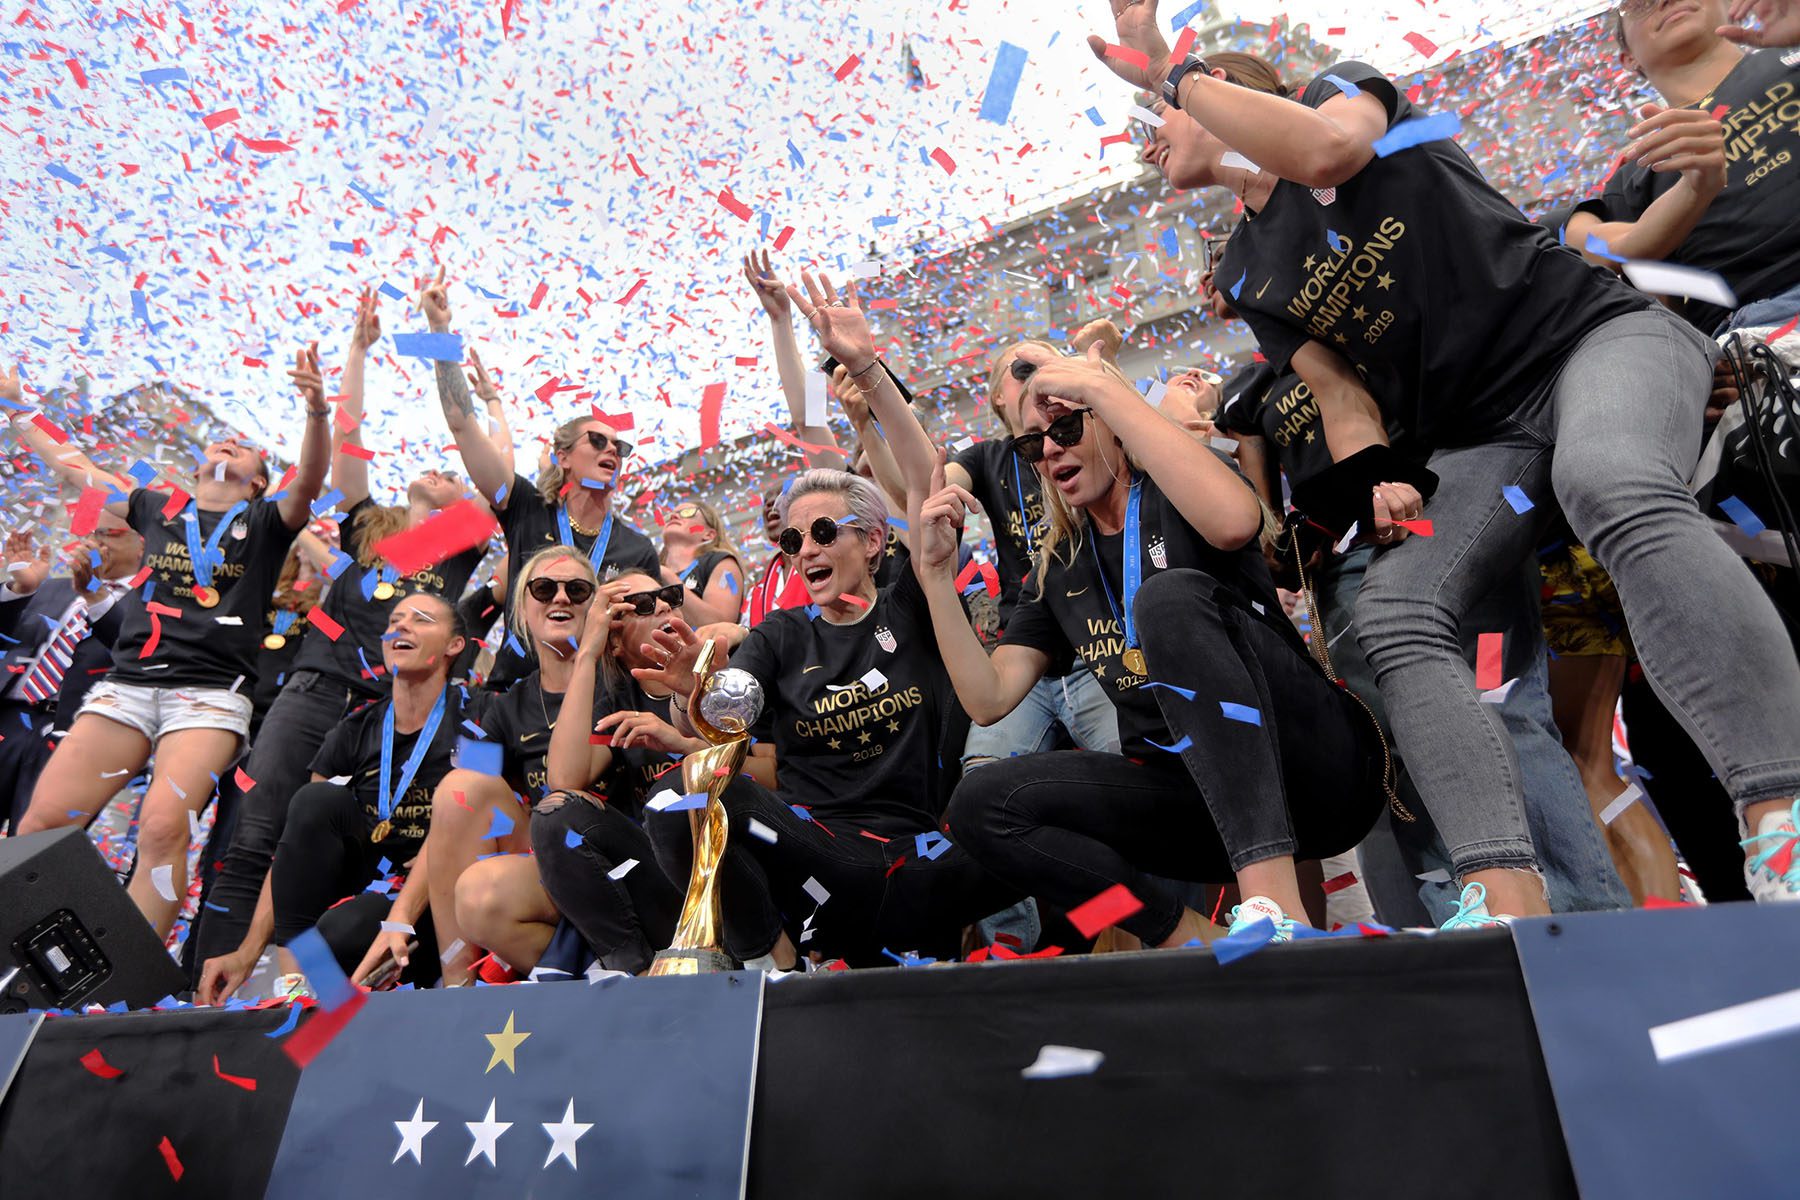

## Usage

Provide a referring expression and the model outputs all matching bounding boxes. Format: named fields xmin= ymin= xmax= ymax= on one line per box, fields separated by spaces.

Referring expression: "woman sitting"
xmin=658 ymin=498 xmax=745 ymax=627
xmin=266 ymin=592 xmax=468 ymax=990
xmin=639 ymin=469 xmax=1019 ymax=968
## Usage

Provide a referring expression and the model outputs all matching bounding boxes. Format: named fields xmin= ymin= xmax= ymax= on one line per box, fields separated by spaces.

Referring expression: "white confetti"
xmin=1621 ymin=261 xmax=1737 ymax=308
xmin=606 ymin=858 xmax=639 ymax=880
xmin=379 ymin=920 xmax=416 ymax=934
xmin=149 ymin=864 xmax=176 ymax=902
xmin=802 ymin=876 xmax=830 ymax=906
xmin=1021 ymin=1045 xmax=1105 ymax=1080
xmin=1600 ymin=783 xmax=1646 ymax=826
xmin=747 ymin=818 xmax=779 ymax=844
xmin=1219 ymin=151 xmax=1264 ymax=174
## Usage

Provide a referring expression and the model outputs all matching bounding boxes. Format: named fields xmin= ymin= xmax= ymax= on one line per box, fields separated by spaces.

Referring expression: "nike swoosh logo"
xmin=521 ymin=731 xmax=544 ymax=742
xmin=1255 ymin=278 xmax=1272 ymax=299
xmin=1065 ymin=588 xmax=1088 ymax=598
xmin=803 ymin=665 xmax=823 ymax=673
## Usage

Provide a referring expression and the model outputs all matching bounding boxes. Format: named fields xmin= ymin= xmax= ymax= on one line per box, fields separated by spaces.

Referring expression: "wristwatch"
xmin=1162 ymin=52 xmax=1212 ymax=107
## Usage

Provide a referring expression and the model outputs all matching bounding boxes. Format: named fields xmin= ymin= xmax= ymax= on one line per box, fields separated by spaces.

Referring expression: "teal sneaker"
xmin=1439 ymin=882 xmax=1517 ymax=931
xmin=1741 ymin=799 xmax=1800 ymax=904
xmin=1226 ymin=895 xmax=1298 ymax=942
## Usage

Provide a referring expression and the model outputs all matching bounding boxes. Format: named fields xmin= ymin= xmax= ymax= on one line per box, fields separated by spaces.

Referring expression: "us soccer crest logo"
xmin=875 ymin=625 xmax=897 ymax=653
xmin=1311 ymin=186 xmax=1337 ymax=206
xmin=1149 ymin=536 xmax=1168 ymax=570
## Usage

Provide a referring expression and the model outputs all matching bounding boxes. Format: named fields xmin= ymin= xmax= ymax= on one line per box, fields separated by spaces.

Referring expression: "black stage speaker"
xmin=0 ymin=827 xmax=185 ymax=1013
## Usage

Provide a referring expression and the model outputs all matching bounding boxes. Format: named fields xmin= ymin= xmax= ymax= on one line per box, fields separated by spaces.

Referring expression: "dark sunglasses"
xmin=582 ymin=430 xmax=635 ymax=459
xmin=621 ymin=584 xmax=686 ymax=615
xmin=526 ymin=577 xmax=596 ymax=605
xmin=778 ymin=515 xmax=855 ymax=557
xmin=1011 ymin=408 xmax=1094 ymax=465
xmin=1615 ymin=0 xmax=1659 ymax=18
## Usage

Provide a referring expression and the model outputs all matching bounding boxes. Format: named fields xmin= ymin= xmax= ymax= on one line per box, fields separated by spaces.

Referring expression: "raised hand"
xmin=1088 ymin=0 xmax=1173 ymax=91
xmin=466 ymin=346 xmax=501 ymax=406
xmin=786 ymin=270 xmax=878 ymax=375
xmin=633 ymin=615 xmax=726 ymax=699
xmin=917 ymin=451 xmax=981 ymax=577
xmin=1019 ymin=340 xmax=1131 ymax=419
xmin=833 ymin=363 xmax=872 ymax=425
xmin=348 ymin=287 xmax=383 ymax=355
xmin=0 ymin=363 xmax=21 ymax=406
xmin=417 ymin=266 xmax=451 ymax=332
xmin=1720 ymin=0 xmax=1800 ymax=46
xmin=288 ymin=343 xmax=325 ymax=410
xmin=741 ymin=250 xmax=791 ymax=320
xmin=576 ymin=584 xmax=628 ymax=662
xmin=1626 ymin=104 xmax=1726 ymax=192
xmin=4 ymin=530 xmax=51 ymax=594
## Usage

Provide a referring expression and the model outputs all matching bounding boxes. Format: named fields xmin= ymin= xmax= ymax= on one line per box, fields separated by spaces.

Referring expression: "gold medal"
xmin=370 ymin=819 xmax=392 ymax=844
xmin=262 ymin=633 xmax=287 ymax=651
xmin=1122 ymin=647 xmax=1148 ymax=677
xmin=192 ymin=585 xmax=220 ymax=609
xmin=373 ymin=581 xmax=398 ymax=601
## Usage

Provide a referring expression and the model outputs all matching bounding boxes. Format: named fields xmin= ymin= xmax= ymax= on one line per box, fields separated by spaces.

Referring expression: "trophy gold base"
xmin=647 ymin=947 xmax=740 ymax=976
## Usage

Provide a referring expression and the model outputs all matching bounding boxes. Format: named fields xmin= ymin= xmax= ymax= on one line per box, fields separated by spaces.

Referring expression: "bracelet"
xmin=306 ymin=408 xmax=330 ymax=419
xmin=642 ymin=687 xmax=675 ymax=701
xmin=850 ymin=358 xmax=882 ymax=380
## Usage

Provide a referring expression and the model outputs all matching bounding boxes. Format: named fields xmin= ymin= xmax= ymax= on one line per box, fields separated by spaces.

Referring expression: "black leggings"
xmin=648 ymin=778 xmax=1021 ymax=967
xmin=949 ymin=568 xmax=1386 ymax=945
xmin=528 ymin=790 xmax=681 ymax=976
xmin=270 ymin=781 xmax=395 ymax=946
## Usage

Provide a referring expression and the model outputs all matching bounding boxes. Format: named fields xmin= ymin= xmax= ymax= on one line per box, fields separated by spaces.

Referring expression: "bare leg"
xmin=1464 ymin=867 xmax=1552 ymax=918
xmin=1548 ymin=653 xmax=1681 ymax=904
xmin=130 ymin=727 xmax=242 ymax=937
xmin=18 ymin=712 xmax=150 ymax=834
xmin=425 ymin=770 xmax=532 ymax=984
xmin=453 ymin=855 xmax=559 ymax=974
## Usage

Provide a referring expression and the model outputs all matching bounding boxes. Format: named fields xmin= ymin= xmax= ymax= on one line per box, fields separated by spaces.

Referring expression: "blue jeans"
xmin=1722 ymin=280 xmax=1800 ymax=334
xmin=1318 ymin=546 xmax=1628 ymax=919
xmin=961 ymin=665 xmax=1121 ymax=766
xmin=1358 ymin=309 xmax=1800 ymax=879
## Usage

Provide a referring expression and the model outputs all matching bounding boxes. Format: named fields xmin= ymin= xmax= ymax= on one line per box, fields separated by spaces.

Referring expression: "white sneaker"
xmin=1741 ymin=800 xmax=1800 ymax=903
xmin=1226 ymin=895 xmax=1298 ymax=942
xmin=1438 ymin=882 xmax=1518 ymax=931
xmin=273 ymin=973 xmax=316 ymax=1002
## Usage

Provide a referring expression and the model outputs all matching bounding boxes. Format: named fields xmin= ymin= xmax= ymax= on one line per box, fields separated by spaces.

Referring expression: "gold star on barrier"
xmin=484 ymin=1011 xmax=531 ymax=1074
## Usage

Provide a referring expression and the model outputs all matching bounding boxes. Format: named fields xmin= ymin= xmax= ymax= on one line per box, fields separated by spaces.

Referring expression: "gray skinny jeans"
xmin=1357 ymin=308 xmax=1800 ymax=877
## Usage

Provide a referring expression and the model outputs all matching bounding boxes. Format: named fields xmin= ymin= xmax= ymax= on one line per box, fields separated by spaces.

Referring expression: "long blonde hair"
xmin=663 ymin=497 xmax=743 ymax=564
xmin=507 ymin=545 xmax=598 ymax=642
xmin=350 ymin=503 xmax=411 ymax=568
xmin=985 ymin=339 xmax=1062 ymax=429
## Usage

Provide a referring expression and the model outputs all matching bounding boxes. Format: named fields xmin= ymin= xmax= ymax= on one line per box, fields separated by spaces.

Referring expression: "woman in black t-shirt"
xmin=10 ymin=346 xmax=329 ymax=940
xmin=912 ymin=344 xmax=1387 ymax=944
xmin=195 ymin=295 xmax=490 ymax=1003
xmin=1096 ymin=13 xmax=1800 ymax=915
xmin=638 ymin=469 xmax=1020 ymax=968
xmin=657 ymin=498 xmax=745 ymax=627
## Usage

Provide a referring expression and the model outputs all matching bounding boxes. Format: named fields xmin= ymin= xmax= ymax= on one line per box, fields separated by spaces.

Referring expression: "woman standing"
xmin=1089 ymin=2 xmax=1800 ymax=912
xmin=8 ymin=349 xmax=328 ymax=937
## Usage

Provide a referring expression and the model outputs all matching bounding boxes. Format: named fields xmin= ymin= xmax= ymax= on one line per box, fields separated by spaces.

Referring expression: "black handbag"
xmin=1696 ymin=334 xmax=1800 ymax=568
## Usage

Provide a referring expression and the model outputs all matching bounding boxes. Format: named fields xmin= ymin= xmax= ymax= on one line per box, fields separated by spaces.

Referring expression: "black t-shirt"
xmin=464 ymin=670 xmax=614 ymax=804
xmin=1215 ymin=363 xmax=1337 ymax=488
xmin=1219 ymin=60 xmax=1653 ymax=452
xmin=950 ymin=436 xmax=1045 ymax=627
xmin=1001 ymin=468 xmax=1299 ymax=759
xmin=110 ymin=490 xmax=298 ymax=690
xmin=307 ymin=685 xmax=467 ymax=855
xmin=293 ymin=499 xmax=485 ymax=695
xmin=492 ymin=475 xmax=660 ymax=686
xmin=678 ymin=549 xmax=741 ymax=601
xmin=870 ymin=523 xmax=909 ymax=591
xmin=250 ymin=611 xmax=306 ymax=736
xmin=730 ymin=569 xmax=953 ymax=835
xmin=597 ymin=673 xmax=682 ymax=819
xmin=1598 ymin=49 xmax=1800 ymax=332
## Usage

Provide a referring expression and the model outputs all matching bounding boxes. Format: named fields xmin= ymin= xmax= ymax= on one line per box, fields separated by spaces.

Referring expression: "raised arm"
xmin=1580 ymin=106 xmax=1726 ymax=269
xmin=744 ymin=252 xmax=846 ymax=470
xmin=911 ymin=458 xmax=1047 ymax=724
xmin=1019 ymin=343 xmax=1263 ymax=551
xmin=545 ymin=589 xmax=621 ymax=793
xmin=1092 ymin=2 xmax=1390 ymax=189
xmin=835 ymin=365 xmax=909 ymax=510
xmin=4 ymin=364 xmax=134 ymax=516
xmin=417 ymin=268 xmax=515 ymax=507
xmin=465 ymin=348 xmax=517 ymax=481
xmin=277 ymin=343 xmax=333 ymax=531
xmin=334 ymin=288 xmax=382 ymax=507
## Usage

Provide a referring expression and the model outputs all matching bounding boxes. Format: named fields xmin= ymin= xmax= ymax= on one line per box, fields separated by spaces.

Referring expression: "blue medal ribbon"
xmin=183 ymin=500 xmax=249 ymax=591
xmin=1088 ymin=475 xmax=1144 ymax=653
xmin=556 ymin=506 xmax=614 ymax=572
xmin=378 ymin=687 xmax=449 ymax=827
xmin=269 ymin=609 xmax=300 ymax=637
xmin=1011 ymin=453 xmax=1036 ymax=555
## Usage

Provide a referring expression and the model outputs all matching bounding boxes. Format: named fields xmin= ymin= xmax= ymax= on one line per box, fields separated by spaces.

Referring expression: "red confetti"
xmin=64 ymin=58 xmax=86 ymax=89
xmin=201 ymin=108 xmax=241 ymax=131
xmin=1644 ymin=895 xmax=1693 ymax=909
xmin=837 ymin=591 xmax=870 ymax=609
xmin=929 ymin=147 xmax=956 ymax=175
xmin=1099 ymin=43 xmax=1150 ymax=71
xmin=282 ymin=991 xmax=367 ymax=1068
xmin=1322 ymin=871 xmax=1358 ymax=896
xmin=716 ymin=188 xmax=752 ymax=221
xmin=237 ymin=136 xmax=295 ymax=153
xmin=212 ymin=1054 xmax=258 ymax=1091
xmin=234 ymin=765 xmax=256 ymax=793
xmin=139 ymin=600 xmax=182 ymax=659
xmin=1170 ymin=27 xmax=1198 ymax=62
xmin=158 ymin=1136 xmax=183 ymax=1181
xmin=1475 ymin=632 xmax=1504 ymax=692
xmin=528 ymin=280 xmax=549 ymax=310
xmin=834 ymin=54 xmax=861 ymax=82
xmin=158 ymin=487 xmax=191 ymax=521
xmin=699 ymin=383 xmax=725 ymax=447
xmin=617 ymin=278 xmax=646 ymax=305
xmin=1066 ymin=883 xmax=1144 ymax=939
xmin=69 ymin=487 xmax=106 ymax=537
xmin=772 ymin=225 xmax=795 ymax=251
xmin=370 ymin=499 xmax=499 ymax=575
xmin=1768 ymin=315 xmax=1799 ymax=345
xmin=1403 ymin=32 xmax=1439 ymax=58
xmin=1396 ymin=518 xmax=1434 ymax=537
xmin=80 ymin=1048 xmax=124 ymax=1079
xmin=339 ymin=443 xmax=376 ymax=462
xmin=28 ymin=413 xmax=69 ymax=444
xmin=305 ymin=607 xmax=345 ymax=642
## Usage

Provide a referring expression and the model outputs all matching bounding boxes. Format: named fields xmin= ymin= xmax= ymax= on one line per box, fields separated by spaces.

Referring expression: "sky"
xmin=1 ymin=0 xmax=1613 ymax=501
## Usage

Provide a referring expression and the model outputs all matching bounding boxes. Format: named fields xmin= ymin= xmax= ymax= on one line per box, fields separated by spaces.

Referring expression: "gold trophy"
xmin=648 ymin=639 xmax=762 ymax=976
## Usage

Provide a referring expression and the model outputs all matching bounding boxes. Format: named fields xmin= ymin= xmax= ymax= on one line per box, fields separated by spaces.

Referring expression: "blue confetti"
xmin=1229 ymin=272 xmax=1246 ymax=301
xmin=1212 ymin=916 xmax=1277 ymax=964
xmin=1145 ymin=682 xmax=1198 ymax=700
xmin=915 ymin=831 xmax=952 ymax=860
xmin=1219 ymin=702 xmax=1262 ymax=726
xmin=978 ymin=42 xmax=1029 ymax=126
xmin=1322 ymin=73 xmax=1363 ymax=98
xmin=1168 ymin=0 xmax=1208 ymax=29
xmin=457 ymin=736 xmax=504 ymax=777
xmin=565 ymin=829 xmax=583 ymax=848
xmin=390 ymin=331 xmax=465 ymax=362
xmin=1372 ymin=113 xmax=1463 ymax=158
xmin=1717 ymin=495 xmax=1767 ymax=537
xmin=45 ymin=163 xmax=83 ymax=186
xmin=1146 ymin=734 xmax=1193 ymax=753
xmin=286 ymin=927 xmax=357 ymax=1010
xmin=1501 ymin=486 xmax=1534 ymax=515
xmin=484 ymin=807 xmax=515 ymax=839
xmin=1583 ymin=233 xmax=1627 ymax=264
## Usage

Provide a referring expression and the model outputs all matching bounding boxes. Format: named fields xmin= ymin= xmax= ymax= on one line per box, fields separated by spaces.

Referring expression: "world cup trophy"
xmin=647 ymin=639 xmax=764 ymax=976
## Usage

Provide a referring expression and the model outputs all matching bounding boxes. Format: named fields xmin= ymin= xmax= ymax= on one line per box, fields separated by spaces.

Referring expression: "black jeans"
xmin=192 ymin=671 xmax=366 ymax=964
xmin=529 ymin=790 xmax=681 ymax=975
xmin=648 ymin=778 xmax=1021 ymax=967
xmin=0 ymin=700 xmax=51 ymax=834
xmin=269 ymin=780 xmax=395 ymax=947
xmin=949 ymin=568 xmax=1386 ymax=945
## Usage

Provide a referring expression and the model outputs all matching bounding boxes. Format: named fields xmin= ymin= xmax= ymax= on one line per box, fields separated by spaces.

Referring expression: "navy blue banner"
xmin=265 ymin=974 xmax=764 ymax=1199
xmin=0 ymin=1014 xmax=40 ymax=1107
xmin=1513 ymin=906 xmax=1800 ymax=1199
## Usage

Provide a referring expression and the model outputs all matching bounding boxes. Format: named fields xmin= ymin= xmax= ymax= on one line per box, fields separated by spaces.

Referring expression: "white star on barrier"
xmin=464 ymin=1098 xmax=513 ymax=1167
xmin=542 ymin=1098 xmax=594 ymax=1169
xmin=393 ymin=1099 xmax=437 ymax=1165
